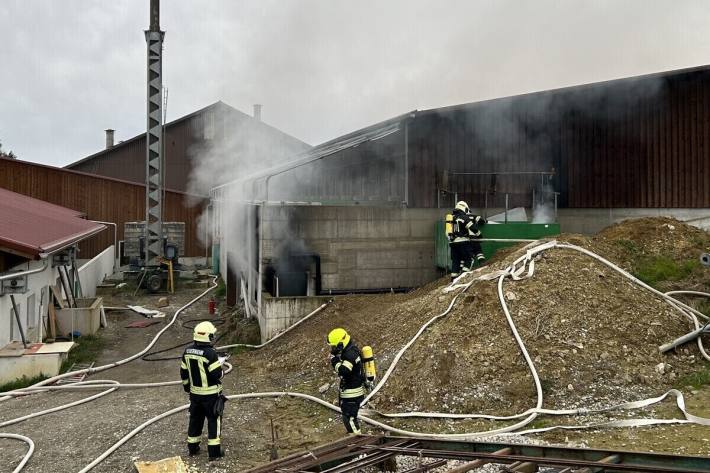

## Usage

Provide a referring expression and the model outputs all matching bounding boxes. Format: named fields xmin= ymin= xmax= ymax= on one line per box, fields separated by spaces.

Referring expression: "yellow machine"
xmin=445 ymin=213 xmax=454 ymax=240
xmin=362 ymin=345 xmax=376 ymax=382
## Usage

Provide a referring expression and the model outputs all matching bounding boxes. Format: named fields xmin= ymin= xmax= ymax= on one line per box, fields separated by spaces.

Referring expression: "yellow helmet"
xmin=327 ymin=328 xmax=350 ymax=351
xmin=455 ymin=201 xmax=469 ymax=213
xmin=194 ymin=321 xmax=217 ymax=343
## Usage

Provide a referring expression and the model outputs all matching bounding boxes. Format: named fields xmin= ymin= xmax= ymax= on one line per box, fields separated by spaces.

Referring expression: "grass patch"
xmin=61 ymin=334 xmax=105 ymax=373
xmin=676 ymin=364 xmax=710 ymax=390
xmin=214 ymin=277 xmax=226 ymax=299
xmin=615 ymin=239 xmax=640 ymax=255
xmin=0 ymin=374 xmax=48 ymax=393
xmin=540 ymin=379 xmax=555 ymax=395
xmin=529 ymin=418 xmax=552 ymax=429
xmin=633 ymin=256 xmax=699 ymax=287
xmin=698 ymin=300 xmax=710 ymax=319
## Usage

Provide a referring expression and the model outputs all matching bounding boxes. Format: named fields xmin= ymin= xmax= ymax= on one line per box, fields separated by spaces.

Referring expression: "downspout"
xmin=0 ymin=258 xmax=49 ymax=282
xmin=403 ymin=119 xmax=409 ymax=207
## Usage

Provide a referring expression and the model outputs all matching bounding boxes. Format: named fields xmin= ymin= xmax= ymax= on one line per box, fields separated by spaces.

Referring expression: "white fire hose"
xmin=3 ymin=241 xmax=710 ymax=472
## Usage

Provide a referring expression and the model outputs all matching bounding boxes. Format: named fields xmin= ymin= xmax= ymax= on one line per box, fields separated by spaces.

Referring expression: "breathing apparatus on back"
xmin=327 ymin=328 xmax=377 ymax=388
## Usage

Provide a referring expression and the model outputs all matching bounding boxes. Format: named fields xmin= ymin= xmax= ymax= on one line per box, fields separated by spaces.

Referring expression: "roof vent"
xmin=253 ymin=104 xmax=262 ymax=122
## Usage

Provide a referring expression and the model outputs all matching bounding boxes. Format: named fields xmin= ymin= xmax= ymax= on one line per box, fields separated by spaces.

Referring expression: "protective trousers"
xmin=450 ymin=240 xmax=474 ymax=276
xmin=187 ymin=394 xmax=222 ymax=458
xmin=340 ymin=395 xmax=364 ymax=434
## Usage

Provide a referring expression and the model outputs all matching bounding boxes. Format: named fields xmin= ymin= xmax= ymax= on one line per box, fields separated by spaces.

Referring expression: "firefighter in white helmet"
xmin=448 ymin=201 xmax=487 ymax=280
xmin=180 ymin=321 xmax=226 ymax=460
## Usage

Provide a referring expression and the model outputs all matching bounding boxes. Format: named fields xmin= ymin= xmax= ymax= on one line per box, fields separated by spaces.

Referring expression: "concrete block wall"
xmin=261 ymin=206 xmax=445 ymax=291
xmin=260 ymin=295 xmax=331 ymax=342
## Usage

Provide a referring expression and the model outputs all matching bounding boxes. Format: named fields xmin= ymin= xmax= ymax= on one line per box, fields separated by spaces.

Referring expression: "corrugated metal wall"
xmin=260 ymin=66 xmax=710 ymax=209
xmin=409 ymin=66 xmax=710 ymax=208
xmin=267 ymin=130 xmax=405 ymax=204
xmin=0 ymin=159 xmax=208 ymax=257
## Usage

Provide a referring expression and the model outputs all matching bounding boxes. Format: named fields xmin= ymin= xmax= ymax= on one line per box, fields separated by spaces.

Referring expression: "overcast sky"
xmin=1 ymin=0 xmax=708 ymax=167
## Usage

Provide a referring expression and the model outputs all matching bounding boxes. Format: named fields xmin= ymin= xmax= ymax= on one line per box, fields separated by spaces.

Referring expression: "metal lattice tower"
xmin=144 ymin=0 xmax=164 ymax=266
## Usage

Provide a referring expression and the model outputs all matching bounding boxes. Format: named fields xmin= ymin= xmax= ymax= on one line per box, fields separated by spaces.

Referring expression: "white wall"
xmin=78 ymin=245 xmax=115 ymax=298
xmin=0 ymin=259 xmax=61 ymax=349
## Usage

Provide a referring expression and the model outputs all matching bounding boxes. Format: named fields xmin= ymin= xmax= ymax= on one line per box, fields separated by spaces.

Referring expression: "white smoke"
xmin=532 ymin=183 xmax=556 ymax=224
xmin=186 ymin=104 xmax=311 ymax=279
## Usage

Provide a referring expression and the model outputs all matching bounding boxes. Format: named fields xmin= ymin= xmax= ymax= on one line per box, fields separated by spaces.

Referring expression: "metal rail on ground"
xmin=244 ymin=435 xmax=710 ymax=473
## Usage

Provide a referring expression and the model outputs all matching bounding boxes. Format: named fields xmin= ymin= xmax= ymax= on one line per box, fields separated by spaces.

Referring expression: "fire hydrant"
xmin=208 ymin=297 xmax=216 ymax=315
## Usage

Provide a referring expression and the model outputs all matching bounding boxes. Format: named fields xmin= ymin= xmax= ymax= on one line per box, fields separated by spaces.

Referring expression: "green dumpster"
xmin=435 ymin=221 xmax=560 ymax=271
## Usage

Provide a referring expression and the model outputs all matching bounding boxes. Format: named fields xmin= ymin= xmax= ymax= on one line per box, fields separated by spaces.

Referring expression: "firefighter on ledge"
xmin=327 ymin=328 xmax=366 ymax=434
xmin=180 ymin=321 xmax=226 ymax=460
xmin=447 ymin=200 xmax=487 ymax=280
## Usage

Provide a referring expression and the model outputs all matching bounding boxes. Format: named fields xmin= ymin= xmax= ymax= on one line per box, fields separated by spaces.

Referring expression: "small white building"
xmin=0 ymin=189 xmax=107 ymax=383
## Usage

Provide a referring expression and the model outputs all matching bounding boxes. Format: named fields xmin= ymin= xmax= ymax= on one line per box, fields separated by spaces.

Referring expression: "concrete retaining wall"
xmin=261 ymin=206 xmax=445 ymax=291
xmin=78 ymin=245 xmax=115 ymax=298
xmin=0 ymin=353 xmax=63 ymax=385
xmin=260 ymin=295 xmax=331 ymax=343
xmin=556 ymin=208 xmax=710 ymax=234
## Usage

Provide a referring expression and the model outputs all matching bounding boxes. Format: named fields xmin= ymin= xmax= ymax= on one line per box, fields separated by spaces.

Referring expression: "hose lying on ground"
xmin=0 ymin=277 xmax=220 ymax=403
xmin=5 ymin=242 xmax=710 ymax=472
xmin=1 ymin=433 xmax=34 ymax=473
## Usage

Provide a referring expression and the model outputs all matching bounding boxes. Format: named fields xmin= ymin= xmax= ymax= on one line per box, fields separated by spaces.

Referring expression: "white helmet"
xmin=194 ymin=321 xmax=217 ymax=343
xmin=455 ymin=201 xmax=469 ymax=213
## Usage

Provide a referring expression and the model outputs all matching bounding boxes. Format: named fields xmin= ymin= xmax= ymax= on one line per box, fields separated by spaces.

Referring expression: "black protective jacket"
xmin=451 ymin=209 xmax=486 ymax=242
xmin=180 ymin=341 xmax=223 ymax=396
xmin=331 ymin=342 xmax=366 ymax=399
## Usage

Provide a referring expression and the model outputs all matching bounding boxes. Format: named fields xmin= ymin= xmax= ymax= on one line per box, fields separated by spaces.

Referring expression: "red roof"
xmin=0 ymin=188 xmax=105 ymax=258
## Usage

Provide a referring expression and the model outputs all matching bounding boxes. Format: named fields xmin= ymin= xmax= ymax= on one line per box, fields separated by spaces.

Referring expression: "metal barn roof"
xmin=0 ymin=188 xmax=105 ymax=259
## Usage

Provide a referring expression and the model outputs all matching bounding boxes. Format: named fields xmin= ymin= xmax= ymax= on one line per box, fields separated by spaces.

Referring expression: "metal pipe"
xmin=149 ymin=0 xmax=160 ymax=30
xmin=10 ymin=294 xmax=27 ymax=349
xmin=446 ymin=447 xmax=512 ymax=473
xmin=0 ymin=258 xmax=48 ymax=282
xmin=449 ymin=171 xmax=554 ymax=176
xmin=659 ymin=323 xmax=710 ymax=353
xmin=403 ymin=119 xmax=409 ymax=207
xmin=505 ymin=194 xmax=509 ymax=224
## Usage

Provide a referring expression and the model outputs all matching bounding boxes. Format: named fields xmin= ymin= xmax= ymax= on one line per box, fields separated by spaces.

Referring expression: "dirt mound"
xmin=229 ymin=217 xmax=710 ymax=436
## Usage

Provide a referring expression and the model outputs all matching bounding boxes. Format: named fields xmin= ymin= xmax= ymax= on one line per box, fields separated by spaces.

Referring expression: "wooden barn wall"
xmin=408 ymin=68 xmax=710 ymax=208
xmin=68 ymin=107 xmax=312 ymax=195
xmin=0 ymin=160 xmax=208 ymax=257
xmin=69 ymin=118 xmax=198 ymax=192
xmin=266 ymin=130 xmax=405 ymax=204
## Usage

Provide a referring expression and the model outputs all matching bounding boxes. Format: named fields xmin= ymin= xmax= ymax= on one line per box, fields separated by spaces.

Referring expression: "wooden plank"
xmin=48 ymin=303 xmax=57 ymax=340
xmin=134 ymin=456 xmax=188 ymax=473
xmin=50 ymin=285 xmax=67 ymax=309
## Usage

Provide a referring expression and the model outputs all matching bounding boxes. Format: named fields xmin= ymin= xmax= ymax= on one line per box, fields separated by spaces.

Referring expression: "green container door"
xmin=435 ymin=221 xmax=560 ymax=270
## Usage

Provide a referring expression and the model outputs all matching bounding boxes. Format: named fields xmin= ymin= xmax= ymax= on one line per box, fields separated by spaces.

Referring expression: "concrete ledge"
xmin=260 ymin=296 xmax=331 ymax=343
xmin=0 ymin=353 xmax=64 ymax=385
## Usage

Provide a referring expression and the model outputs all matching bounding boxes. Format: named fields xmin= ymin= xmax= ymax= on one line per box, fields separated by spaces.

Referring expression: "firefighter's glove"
xmin=330 ymin=355 xmax=341 ymax=368
xmin=183 ymin=384 xmax=190 ymax=393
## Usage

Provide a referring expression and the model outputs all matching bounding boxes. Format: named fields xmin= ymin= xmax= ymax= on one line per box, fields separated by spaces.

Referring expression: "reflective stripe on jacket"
xmin=180 ymin=342 xmax=223 ymax=396
xmin=331 ymin=342 xmax=365 ymax=398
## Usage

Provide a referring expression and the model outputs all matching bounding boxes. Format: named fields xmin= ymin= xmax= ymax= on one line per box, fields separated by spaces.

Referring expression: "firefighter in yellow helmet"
xmin=327 ymin=328 xmax=366 ymax=434
xmin=180 ymin=321 xmax=226 ymax=460
xmin=448 ymin=200 xmax=487 ymax=280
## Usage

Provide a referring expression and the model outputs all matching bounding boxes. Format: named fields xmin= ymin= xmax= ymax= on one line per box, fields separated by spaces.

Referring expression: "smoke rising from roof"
xmin=2 ymin=1 xmax=710 ymax=166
